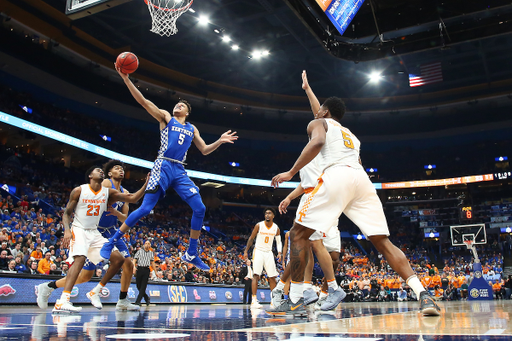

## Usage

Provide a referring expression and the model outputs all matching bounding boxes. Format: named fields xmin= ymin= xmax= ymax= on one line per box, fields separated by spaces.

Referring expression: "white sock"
xmin=275 ymin=280 xmax=285 ymax=291
xmin=289 ymin=282 xmax=303 ymax=303
xmin=252 ymin=294 xmax=257 ymax=302
xmin=303 ymin=282 xmax=312 ymax=291
xmin=91 ymin=283 xmax=104 ymax=295
xmin=406 ymin=275 xmax=425 ymax=300
xmin=319 ymin=291 xmax=328 ymax=300
xmin=60 ymin=291 xmax=71 ymax=302
xmin=327 ymin=279 xmax=338 ymax=291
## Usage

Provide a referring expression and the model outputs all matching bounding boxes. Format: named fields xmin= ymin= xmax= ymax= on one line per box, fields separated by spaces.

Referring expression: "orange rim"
xmin=144 ymin=0 xmax=193 ymax=12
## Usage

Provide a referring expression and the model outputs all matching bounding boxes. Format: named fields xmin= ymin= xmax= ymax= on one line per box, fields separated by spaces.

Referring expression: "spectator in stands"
xmin=492 ymin=280 xmax=503 ymax=299
xmin=27 ymin=260 xmax=38 ymax=275
xmin=0 ymin=242 xmax=12 ymax=259
xmin=5 ymin=259 xmax=16 ymax=273
xmin=60 ymin=262 xmax=69 ymax=276
xmin=397 ymin=287 xmax=407 ymax=302
xmin=94 ymin=268 xmax=102 ymax=278
xmin=37 ymin=251 xmax=53 ymax=275
xmin=460 ymin=279 xmax=469 ymax=300
xmin=14 ymin=255 xmax=26 ymax=273
xmin=30 ymin=245 xmax=42 ymax=260
xmin=504 ymin=275 xmax=512 ymax=300
xmin=0 ymin=250 xmax=9 ymax=270
xmin=49 ymin=263 xmax=61 ymax=275
xmin=11 ymin=243 xmax=23 ymax=259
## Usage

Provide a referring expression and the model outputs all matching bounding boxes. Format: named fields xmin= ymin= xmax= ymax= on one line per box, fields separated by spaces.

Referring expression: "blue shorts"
xmin=82 ymin=226 xmax=131 ymax=271
xmin=146 ymin=159 xmax=200 ymax=199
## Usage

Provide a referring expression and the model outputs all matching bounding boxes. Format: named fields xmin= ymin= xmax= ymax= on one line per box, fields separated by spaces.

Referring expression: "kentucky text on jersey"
xmin=158 ymin=118 xmax=194 ymax=163
xmin=171 ymin=126 xmax=194 ymax=137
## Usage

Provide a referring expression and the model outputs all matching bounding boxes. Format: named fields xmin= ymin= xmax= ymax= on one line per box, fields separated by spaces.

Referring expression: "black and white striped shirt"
xmin=134 ymin=249 xmax=154 ymax=267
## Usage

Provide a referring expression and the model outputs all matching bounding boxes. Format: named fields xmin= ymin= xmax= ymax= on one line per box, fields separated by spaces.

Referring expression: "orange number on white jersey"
xmin=264 ymin=236 xmax=269 ymax=243
xmin=342 ymin=131 xmax=354 ymax=149
xmin=86 ymin=205 xmax=100 ymax=216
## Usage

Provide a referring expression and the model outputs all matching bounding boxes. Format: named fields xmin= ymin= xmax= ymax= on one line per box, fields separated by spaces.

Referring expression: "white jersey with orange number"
xmin=318 ymin=118 xmax=362 ymax=171
xmin=299 ymin=155 xmax=321 ymax=190
xmin=254 ymin=221 xmax=278 ymax=252
xmin=72 ymin=184 xmax=110 ymax=230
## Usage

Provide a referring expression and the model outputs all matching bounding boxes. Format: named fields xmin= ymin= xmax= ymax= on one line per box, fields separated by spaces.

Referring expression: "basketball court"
xmin=0 ymin=301 xmax=510 ymax=340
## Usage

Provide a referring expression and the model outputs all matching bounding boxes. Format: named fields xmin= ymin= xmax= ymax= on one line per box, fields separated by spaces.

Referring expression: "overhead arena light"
xmin=198 ymin=15 xmax=209 ymax=25
xmin=369 ymin=71 xmax=382 ymax=83
xmin=231 ymin=44 xmax=239 ymax=50
xmin=221 ymin=36 xmax=231 ymax=43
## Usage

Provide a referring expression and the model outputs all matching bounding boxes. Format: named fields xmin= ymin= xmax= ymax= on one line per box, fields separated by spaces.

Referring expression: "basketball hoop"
xmin=144 ymin=0 xmax=193 ymax=36
xmin=464 ymin=240 xmax=473 ymax=249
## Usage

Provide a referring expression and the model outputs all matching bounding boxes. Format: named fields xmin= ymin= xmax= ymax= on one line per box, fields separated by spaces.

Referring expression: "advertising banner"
xmin=0 ymin=276 xmax=271 ymax=305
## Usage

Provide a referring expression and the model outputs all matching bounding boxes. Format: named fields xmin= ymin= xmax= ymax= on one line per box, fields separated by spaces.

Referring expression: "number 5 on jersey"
xmin=342 ymin=131 xmax=354 ymax=149
xmin=178 ymin=133 xmax=185 ymax=145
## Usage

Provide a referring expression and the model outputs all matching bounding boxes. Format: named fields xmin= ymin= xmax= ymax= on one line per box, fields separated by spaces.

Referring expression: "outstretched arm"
xmin=244 ymin=224 xmax=260 ymax=259
xmin=115 ymin=64 xmax=171 ymax=125
xmin=302 ymin=70 xmax=321 ymax=117
xmin=108 ymin=174 xmax=149 ymax=204
xmin=62 ymin=186 xmax=81 ymax=249
xmin=278 ymin=184 xmax=305 ymax=214
xmin=271 ymin=119 xmax=326 ymax=187
xmin=192 ymin=125 xmax=238 ymax=156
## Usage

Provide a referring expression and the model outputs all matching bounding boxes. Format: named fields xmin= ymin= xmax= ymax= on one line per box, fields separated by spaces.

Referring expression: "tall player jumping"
xmin=37 ymin=160 xmax=139 ymax=311
xmin=244 ymin=208 xmax=282 ymax=308
xmin=270 ymin=71 xmax=440 ymax=316
xmin=100 ymin=66 xmax=238 ymax=270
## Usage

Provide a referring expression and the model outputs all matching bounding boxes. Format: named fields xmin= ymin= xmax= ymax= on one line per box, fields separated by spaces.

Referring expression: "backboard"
xmin=450 ymin=224 xmax=486 ymax=246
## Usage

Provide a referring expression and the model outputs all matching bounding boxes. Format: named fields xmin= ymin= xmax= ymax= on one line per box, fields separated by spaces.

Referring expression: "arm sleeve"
xmin=275 ymin=235 xmax=282 ymax=253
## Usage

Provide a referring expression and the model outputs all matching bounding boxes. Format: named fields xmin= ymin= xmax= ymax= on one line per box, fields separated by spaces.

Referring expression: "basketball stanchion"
xmin=144 ymin=0 xmax=194 ymax=36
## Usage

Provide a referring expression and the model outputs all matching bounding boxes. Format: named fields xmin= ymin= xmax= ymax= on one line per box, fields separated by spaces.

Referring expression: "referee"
xmin=134 ymin=240 xmax=155 ymax=305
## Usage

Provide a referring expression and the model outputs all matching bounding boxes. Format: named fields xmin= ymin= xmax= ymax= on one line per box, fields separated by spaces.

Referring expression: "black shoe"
xmin=420 ymin=291 xmax=441 ymax=316
xmin=134 ymin=302 xmax=141 ymax=306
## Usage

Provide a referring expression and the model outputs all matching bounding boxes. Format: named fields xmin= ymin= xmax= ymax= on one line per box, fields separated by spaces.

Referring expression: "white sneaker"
xmin=37 ymin=283 xmax=55 ymax=309
xmin=315 ymin=296 xmax=327 ymax=311
xmin=52 ymin=299 xmax=82 ymax=314
xmin=251 ymin=300 xmax=263 ymax=309
xmin=116 ymin=298 xmax=140 ymax=311
xmin=86 ymin=291 xmax=103 ymax=310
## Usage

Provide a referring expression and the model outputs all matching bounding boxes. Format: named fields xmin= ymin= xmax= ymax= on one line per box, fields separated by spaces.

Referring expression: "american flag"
xmin=408 ymin=62 xmax=443 ymax=87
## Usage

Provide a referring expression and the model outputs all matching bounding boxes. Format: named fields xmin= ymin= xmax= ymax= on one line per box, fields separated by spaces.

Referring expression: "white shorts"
xmin=310 ymin=226 xmax=341 ymax=253
xmin=68 ymin=227 xmax=108 ymax=265
xmin=295 ymin=165 xmax=389 ymax=237
xmin=252 ymin=249 xmax=278 ymax=278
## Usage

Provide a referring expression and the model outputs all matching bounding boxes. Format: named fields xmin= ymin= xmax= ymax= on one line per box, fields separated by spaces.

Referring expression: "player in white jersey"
xmin=270 ymin=71 xmax=440 ymax=316
xmin=53 ymin=166 xmax=148 ymax=313
xmin=244 ymin=208 xmax=282 ymax=308
xmin=268 ymin=156 xmax=342 ymax=313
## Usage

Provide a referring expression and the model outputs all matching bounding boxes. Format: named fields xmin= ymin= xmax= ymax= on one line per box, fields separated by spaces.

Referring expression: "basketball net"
xmin=464 ymin=240 xmax=473 ymax=249
xmin=144 ymin=0 xmax=193 ymax=36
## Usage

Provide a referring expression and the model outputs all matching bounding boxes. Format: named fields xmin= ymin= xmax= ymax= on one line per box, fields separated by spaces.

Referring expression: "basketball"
xmin=116 ymin=52 xmax=139 ymax=74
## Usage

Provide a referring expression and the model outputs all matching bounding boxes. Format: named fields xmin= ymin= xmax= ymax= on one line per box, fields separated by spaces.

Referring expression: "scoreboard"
xmin=314 ymin=0 xmax=366 ymax=35
xmin=461 ymin=206 xmax=473 ymax=220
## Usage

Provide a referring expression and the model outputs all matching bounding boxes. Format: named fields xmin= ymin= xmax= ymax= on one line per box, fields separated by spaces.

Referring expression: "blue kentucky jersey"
xmin=98 ymin=179 xmax=124 ymax=228
xmin=159 ymin=117 xmax=194 ymax=162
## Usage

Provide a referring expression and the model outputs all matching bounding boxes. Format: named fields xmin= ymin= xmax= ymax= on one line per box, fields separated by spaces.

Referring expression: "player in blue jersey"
xmin=36 ymin=160 xmax=139 ymax=311
xmin=100 ymin=66 xmax=238 ymax=271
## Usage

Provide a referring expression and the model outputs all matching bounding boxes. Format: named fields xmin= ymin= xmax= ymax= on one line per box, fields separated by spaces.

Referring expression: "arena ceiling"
xmin=29 ymin=0 xmax=512 ymax=98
